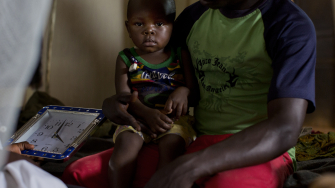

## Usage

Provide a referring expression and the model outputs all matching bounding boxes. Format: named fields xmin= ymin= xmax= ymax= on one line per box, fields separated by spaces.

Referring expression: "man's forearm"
xmin=101 ymin=93 xmax=141 ymax=128
xmin=187 ymin=119 xmax=297 ymax=179
xmin=182 ymin=98 xmax=307 ymax=180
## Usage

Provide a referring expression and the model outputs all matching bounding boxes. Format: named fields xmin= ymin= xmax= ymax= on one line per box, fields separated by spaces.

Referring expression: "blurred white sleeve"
xmin=0 ymin=0 xmax=51 ymax=166
xmin=0 ymin=160 xmax=67 ymax=188
xmin=0 ymin=0 xmax=66 ymax=187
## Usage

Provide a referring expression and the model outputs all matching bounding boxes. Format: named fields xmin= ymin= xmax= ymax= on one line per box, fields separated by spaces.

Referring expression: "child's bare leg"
xmin=108 ymin=131 xmax=143 ymax=188
xmin=157 ymin=134 xmax=186 ymax=169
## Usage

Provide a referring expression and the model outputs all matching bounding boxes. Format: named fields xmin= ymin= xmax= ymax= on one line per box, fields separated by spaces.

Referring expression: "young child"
xmin=108 ymin=0 xmax=198 ymax=187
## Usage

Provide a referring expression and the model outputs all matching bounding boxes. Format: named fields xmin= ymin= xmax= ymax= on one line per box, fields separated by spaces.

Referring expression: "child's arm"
xmin=115 ymin=55 xmax=173 ymax=136
xmin=163 ymin=49 xmax=199 ymax=119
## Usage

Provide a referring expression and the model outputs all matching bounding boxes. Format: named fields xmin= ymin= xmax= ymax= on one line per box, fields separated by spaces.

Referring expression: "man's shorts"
xmin=112 ymin=115 xmax=196 ymax=147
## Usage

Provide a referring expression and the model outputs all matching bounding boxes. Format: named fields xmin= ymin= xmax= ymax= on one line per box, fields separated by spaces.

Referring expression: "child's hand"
xmin=143 ymin=108 xmax=173 ymax=137
xmin=164 ymin=87 xmax=190 ymax=120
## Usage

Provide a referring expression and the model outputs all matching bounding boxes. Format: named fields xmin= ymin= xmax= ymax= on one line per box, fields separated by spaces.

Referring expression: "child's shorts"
xmin=112 ymin=115 xmax=196 ymax=147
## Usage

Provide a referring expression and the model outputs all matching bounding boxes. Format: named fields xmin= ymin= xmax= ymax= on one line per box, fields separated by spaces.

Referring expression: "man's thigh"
xmin=62 ymin=144 xmax=160 ymax=188
xmin=186 ymin=135 xmax=293 ymax=188
xmin=62 ymin=148 xmax=113 ymax=188
xmin=200 ymin=153 xmax=292 ymax=188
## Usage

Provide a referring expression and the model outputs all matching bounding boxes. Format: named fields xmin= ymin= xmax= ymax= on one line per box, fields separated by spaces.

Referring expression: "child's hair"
xmin=127 ymin=0 xmax=176 ymax=22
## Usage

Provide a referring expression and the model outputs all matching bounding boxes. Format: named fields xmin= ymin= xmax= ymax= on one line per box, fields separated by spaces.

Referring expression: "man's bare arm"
xmin=145 ymin=98 xmax=308 ymax=188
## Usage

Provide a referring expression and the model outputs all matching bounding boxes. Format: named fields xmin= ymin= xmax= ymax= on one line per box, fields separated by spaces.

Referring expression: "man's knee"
xmin=199 ymin=155 xmax=291 ymax=188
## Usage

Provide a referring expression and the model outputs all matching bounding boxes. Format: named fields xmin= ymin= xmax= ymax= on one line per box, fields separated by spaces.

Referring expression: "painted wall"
xmin=294 ymin=0 xmax=335 ymax=131
xmin=41 ymin=0 xmax=197 ymax=109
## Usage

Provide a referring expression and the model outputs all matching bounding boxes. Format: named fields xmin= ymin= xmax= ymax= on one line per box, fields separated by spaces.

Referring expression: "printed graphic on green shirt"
xmin=186 ymin=9 xmax=272 ymax=135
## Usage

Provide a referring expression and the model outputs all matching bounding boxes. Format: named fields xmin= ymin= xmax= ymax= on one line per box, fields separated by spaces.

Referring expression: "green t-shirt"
xmin=187 ymin=9 xmax=272 ymax=136
xmin=173 ymin=0 xmax=316 ymax=170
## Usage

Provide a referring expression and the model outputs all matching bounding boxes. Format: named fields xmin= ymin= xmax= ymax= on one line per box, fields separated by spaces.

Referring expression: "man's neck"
xmin=223 ymin=0 xmax=264 ymax=10
xmin=217 ymin=0 xmax=267 ymax=18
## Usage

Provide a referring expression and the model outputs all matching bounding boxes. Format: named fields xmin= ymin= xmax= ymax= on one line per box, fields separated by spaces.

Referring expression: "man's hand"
xmin=163 ymin=87 xmax=190 ymax=120
xmin=144 ymin=153 xmax=198 ymax=188
xmin=102 ymin=91 xmax=140 ymax=130
xmin=102 ymin=91 xmax=158 ymax=137
xmin=7 ymin=141 xmax=34 ymax=155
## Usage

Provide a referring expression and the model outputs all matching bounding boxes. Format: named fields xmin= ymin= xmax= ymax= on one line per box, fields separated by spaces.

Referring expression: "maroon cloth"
xmin=62 ymin=134 xmax=293 ymax=188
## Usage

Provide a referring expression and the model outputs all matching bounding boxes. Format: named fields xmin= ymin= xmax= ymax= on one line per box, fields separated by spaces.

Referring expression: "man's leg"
xmin=186 ymin=135 xmax=293 ymax=188
xmin=200 ymin=152 xmax=293 ymax=188
xmin=62 ymin=144 xmax=160 ymax=188
xmin=62 ymin=148 xmax=113 ymax=188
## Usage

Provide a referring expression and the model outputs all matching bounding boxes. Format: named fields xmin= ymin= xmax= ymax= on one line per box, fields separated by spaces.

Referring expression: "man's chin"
xmin=199 ymin=0 xmax=226 ymax=9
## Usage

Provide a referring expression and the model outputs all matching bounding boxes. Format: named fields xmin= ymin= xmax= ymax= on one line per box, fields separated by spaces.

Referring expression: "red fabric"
xmin=188 ymin=135 xmax=293 ymax=188
xmin=62 ymin=134 xmax=293 ymax=188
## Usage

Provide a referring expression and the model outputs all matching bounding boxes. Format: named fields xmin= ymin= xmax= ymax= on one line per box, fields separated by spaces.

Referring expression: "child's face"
xmin=126 ymin=4 xmax=173 ymax=54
